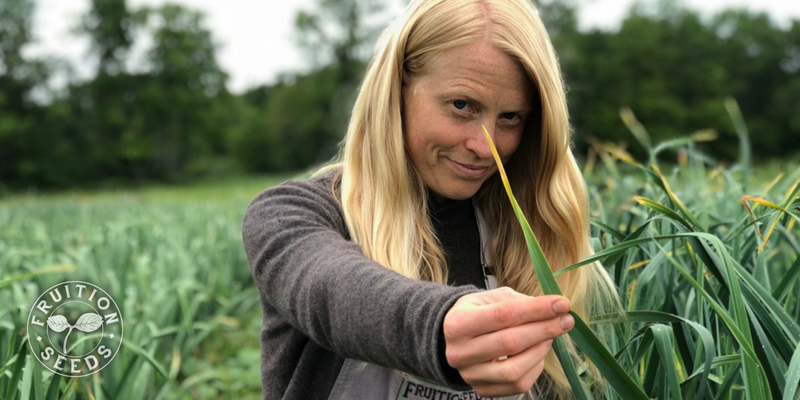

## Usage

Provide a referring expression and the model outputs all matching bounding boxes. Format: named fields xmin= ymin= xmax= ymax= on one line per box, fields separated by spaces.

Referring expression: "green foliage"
xmin=294 ymin=0 xmax=386 ymax=84
xmin=228 ymin=0 xmax=384 ymax=174
xmin=0 ymin=0 xmax=373 ymax=187
xmin=484 ymin=124 xmax=651 ymax=399
xmin=555 ymin=1 xmax=800 ymax=162
xmin=0 ymin=175 xmax=290 ymax=399
xmin=575 ymin=106 xmax=800 ymax=399
xmin=1 ymin=0 xmax=799 ymax=191
xmin=80 ymin=0 xmax=134 ymax=74
xmin=0 ymin=0 xmax=35 ymax=75
xmin=3 ymin=2 xmax=234 ymax=187
xmin=2 ymin=118 xmax=798 ymax=399
xmin=0 ymin=0 xmax=48 ymax=186
xmin=230 ymin=0 xmax=389 ymax=172
xmin=232 ymin=66 xmax=351 ymax=172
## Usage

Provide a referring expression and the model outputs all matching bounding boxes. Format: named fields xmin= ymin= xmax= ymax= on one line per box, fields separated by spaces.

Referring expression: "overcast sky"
xmin=28 ymin=0 xmax=800 ymax=94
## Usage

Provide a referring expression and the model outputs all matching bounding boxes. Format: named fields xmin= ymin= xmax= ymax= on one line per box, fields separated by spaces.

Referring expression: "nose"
xmin=465 ymin=122 xmax=495 ymax=159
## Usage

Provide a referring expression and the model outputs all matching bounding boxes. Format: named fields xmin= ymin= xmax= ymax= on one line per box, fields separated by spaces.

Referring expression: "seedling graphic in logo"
xmin=27 ymin=281 xmax=123 ymax=377
xmin=47 ymin=313 xmax=104 ymax=354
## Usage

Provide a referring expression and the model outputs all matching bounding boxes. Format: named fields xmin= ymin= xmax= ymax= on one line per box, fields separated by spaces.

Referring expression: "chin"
xmin=436 ymin=184 xmax=481 ymax=201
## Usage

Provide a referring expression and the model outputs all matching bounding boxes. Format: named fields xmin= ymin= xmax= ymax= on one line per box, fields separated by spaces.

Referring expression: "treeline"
xmin=545 ymin=1 xmax=800 ymax=161
xmin=1 ymin=0 xmax=798 ymax=189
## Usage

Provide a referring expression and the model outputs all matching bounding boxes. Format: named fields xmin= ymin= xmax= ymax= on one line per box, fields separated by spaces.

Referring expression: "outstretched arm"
xmin=242 ymin=175 xmax=481 ymax=387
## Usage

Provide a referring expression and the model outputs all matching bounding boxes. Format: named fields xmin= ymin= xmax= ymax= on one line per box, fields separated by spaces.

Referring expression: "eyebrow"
xmin=439 ymin=86 xmax=532 ymax=114
xmin=441 ymin=85 xmax=481 ymax=103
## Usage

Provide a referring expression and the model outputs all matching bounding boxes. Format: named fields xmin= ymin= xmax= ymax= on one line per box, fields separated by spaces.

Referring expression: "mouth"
xmin=446 ymin=158 xmax=491 ymax=177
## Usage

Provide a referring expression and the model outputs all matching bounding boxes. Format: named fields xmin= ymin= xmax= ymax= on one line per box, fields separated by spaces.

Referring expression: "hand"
xmin=443 ymin=287 xmax=574 ymax=397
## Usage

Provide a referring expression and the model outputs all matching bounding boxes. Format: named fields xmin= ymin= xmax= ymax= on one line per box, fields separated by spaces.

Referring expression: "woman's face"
xmin=402 ymin=39 xmax=535 ymax=201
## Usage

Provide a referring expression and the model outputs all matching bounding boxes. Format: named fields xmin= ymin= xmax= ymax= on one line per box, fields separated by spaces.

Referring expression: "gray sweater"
xmin=242 ymin=172 xmax=487 ymax=399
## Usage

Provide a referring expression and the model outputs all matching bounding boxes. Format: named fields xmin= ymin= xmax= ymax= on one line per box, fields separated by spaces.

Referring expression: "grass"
xmin=0 ymin=174 xmax=298 ymax=205
xmin=566 ymin=102 xmax=800 ymax=400
xmin=0 ymin=173 xmax=296 ymax=400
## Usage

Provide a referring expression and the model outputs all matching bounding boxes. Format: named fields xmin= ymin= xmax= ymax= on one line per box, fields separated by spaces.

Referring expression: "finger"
xmin=460 ymin=338 xmax=552 ymax=384
xmin=461 ymin=340 xmax=553 ymax=396
xmin=445 ymin=295 xmax=571 ymax=339
xmin=473 ymin=358 xmax=546 ymax=398
xmin=447 ymin=314 xmax=573 ymax=366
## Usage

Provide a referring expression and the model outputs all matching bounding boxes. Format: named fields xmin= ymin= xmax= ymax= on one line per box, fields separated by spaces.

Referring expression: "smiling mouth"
xmin=446 ymin=158 xmax=491 ymax=176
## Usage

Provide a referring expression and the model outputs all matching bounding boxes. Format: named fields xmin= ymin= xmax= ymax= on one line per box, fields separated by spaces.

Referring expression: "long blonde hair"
xmin=321 ymin=0 xmax=619 ymax=397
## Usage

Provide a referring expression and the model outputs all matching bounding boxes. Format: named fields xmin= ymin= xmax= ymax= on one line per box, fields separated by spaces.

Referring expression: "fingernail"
xmin=560 ymin=315 xmax=574 ymax=331
xmin=552 ymin=300 xmax=569 ymax=314
xmin=545 ymin=339 xmax=554 ymax=348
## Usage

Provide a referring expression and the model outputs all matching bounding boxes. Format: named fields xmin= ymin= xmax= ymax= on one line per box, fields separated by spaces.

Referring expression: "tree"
xmin=230 ymin=66 xmax=345 ymax=173
xmin=80 ymin=0 xmax=134 ymax=75
xmin=36 ymin=2 xmax=232 ymax=184
xmin=140 ymin=4 xmax=230 ymax=177
xmin=555 ymin=0 xmax=799 ymax=162
xmin=0 ymin=0 xmax=48 ymax=185
xmin=710 ymin=10 xmax=794 ymax=158
xmin=294 ymin=0 xmax=388 ymax=85
xmin=229 ymin=0 xmax=396 ymax=173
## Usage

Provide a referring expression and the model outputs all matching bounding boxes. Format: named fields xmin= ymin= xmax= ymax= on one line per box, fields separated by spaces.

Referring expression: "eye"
xmin=453 ymin=100 xmax=468 ymax=110
xmin=501 ymin=112 xmax=518 ymax=120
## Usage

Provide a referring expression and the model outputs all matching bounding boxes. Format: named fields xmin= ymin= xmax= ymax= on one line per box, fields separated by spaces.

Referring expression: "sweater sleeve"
xmin=242 ymin=174 xmax=480 ymax=388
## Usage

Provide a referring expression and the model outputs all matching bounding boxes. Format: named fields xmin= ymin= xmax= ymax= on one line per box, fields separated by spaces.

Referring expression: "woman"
xmin=242 ymin=0 xmax=618 ymax=399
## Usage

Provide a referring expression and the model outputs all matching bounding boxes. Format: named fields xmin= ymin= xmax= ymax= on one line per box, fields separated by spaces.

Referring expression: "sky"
xmin=28 ymin=0 xmax=800 ymax=94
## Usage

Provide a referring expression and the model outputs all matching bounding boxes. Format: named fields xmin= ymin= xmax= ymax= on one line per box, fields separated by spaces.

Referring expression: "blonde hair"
xmin=320 ymin=0 xmax=619 ymax=397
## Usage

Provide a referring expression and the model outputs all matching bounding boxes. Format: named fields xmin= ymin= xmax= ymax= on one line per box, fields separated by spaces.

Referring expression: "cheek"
xmin=403 ymin=119 xmax=430 ymax=166
xmin=498 ymin=128 xmax=525 ymax=159
xmin=403 ymin=110 xmax=443 ymax=163
xmin=402 ymin=92 xmax=429 ymax=152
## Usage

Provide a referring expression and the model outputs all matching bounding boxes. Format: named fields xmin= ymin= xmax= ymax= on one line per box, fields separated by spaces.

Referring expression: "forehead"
xmin=415 ymin=40 xmax=534 ymax=106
